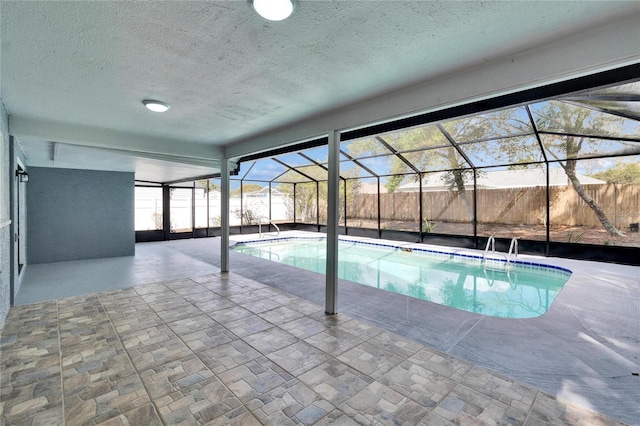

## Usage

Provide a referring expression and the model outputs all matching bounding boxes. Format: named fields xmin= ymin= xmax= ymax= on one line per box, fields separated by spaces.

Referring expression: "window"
xmin=134 ymin=187 xmax=163 ymax=231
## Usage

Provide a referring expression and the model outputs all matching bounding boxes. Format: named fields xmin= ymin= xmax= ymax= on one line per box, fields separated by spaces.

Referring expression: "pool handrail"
xmin=507 ymin=237 xmax=519 ymax=267
xmin=258 ymin=217 xmax=280 ymax=239
xmin=482 ymin=236 xmax=495 ymax=264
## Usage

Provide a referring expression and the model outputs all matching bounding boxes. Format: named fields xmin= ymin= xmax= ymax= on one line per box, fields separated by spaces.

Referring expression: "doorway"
xmin=16 ymin=164 xmax=26 ymax=273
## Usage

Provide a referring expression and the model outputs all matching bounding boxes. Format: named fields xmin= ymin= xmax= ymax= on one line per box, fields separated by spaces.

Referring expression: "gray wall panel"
xmin=27 ymin=167 xmax=134 ymax=263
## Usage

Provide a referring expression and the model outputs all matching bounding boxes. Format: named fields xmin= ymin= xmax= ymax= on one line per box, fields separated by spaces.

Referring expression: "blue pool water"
xmin=231 ymin=237 xmax=571 ymax=318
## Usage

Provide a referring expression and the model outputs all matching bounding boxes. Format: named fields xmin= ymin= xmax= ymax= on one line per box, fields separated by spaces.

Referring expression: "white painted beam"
xmin=10 ymin=116 xmax=223 ymax=165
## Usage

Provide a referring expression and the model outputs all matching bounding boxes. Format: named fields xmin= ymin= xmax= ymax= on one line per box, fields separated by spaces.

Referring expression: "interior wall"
xmin=0 ymin=101 xmax=10 ymax=329
xmin=27 ymin=167 xmax=135 ymax=264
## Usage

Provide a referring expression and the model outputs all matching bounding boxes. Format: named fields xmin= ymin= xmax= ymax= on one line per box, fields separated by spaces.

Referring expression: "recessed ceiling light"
xmin=252 ymin=0 xmax=295 ymax=21
xmin=142 ymin=100 xmax=170 ymax=113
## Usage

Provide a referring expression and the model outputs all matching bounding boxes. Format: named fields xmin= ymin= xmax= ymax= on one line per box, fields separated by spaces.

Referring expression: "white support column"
xmin=220 ymin=158 xmax=230 ymax=273
xmin=325 ymin=130 xmax=340 ymax=314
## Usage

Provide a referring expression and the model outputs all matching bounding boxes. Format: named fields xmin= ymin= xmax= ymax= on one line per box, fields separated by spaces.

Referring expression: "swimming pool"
xmin=231 ymin=237 xmax=571 ymax=318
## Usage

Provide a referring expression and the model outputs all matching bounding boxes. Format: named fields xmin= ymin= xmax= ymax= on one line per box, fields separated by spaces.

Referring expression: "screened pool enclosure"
xmin=135 ymin=78 xmax=640 ymax=265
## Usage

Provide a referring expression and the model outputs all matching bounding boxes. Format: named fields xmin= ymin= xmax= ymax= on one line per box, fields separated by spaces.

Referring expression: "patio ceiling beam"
xmin=9 ymin=116 xmax=224 ymax=166
xmin=135 ymin=180 xmax=163 ymax=186
xmin=163 ymin=173 xmax=221 ymax=186
xmin=238 ymin=137 xmax=328 ymax=164
xmin=436 ymin=124 xmax=476 ymax=169
xmin=375 ymin=136 xmax=422 ymax=174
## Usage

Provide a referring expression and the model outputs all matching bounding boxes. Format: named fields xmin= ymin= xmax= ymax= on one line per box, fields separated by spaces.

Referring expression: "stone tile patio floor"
xmin=0 ymin=272 xmax=626 ymax=425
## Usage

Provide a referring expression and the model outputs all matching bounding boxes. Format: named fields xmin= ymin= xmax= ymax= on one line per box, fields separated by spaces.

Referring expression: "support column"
xmin=162 ymin=185 xmax=171 ymax=240
xmin=377 ymin=177 xmax=381 ymax=238
xmin=545 ymin=162 xmax=550 ymax=256
xmin=220 ymin=159 xmax=230 ymax=273
xmin=191 ymin=183 xmax=196 ymax=238
xmin=418 ymin=173 xmax=423 ymax=243
xmin=326 ymin=130 xmax=340 ymax=315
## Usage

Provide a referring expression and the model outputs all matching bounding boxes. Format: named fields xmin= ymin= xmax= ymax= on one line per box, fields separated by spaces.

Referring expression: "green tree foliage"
xmin=347 ymin=108 xmax=533 ymax=217
xmin=347 ymin=100 xmax=635 ymax=236
xmin=384 ymin=174 xmax=405 ymax=194
xmin=230 ymin=183 xmax=263 ymax=197
xmin=197 ymin=179 xmax=219 ymax=193
xmin=592 ymin=161 xmax=640 ymax=184
xmin=532 ymin=100 xmax=630 ymax=235
xmin=287 ymin=181 xmax=319 ymax=223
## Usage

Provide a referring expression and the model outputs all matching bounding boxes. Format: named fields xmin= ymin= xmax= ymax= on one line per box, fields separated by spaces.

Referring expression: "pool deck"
xmin=7 ymin=231 xmax=640 ymax=424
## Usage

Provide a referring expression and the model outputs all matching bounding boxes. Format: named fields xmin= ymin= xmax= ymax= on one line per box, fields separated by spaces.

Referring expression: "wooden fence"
xmin=347 ymin=184 xmax=640 ymax=228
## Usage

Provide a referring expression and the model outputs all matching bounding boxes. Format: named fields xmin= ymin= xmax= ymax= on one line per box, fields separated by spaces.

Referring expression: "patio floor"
xmin=2 ymin=232 xmax=638 ymax=424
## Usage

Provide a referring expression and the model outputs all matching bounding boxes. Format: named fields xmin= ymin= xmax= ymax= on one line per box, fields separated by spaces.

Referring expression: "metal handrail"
xmin=258 ymin=217 xmax=280 ymax=238
xmin=482 ymin=236 xmax=495 ymax=264
xmin=507 ymin=238 xmax=518 ymax=267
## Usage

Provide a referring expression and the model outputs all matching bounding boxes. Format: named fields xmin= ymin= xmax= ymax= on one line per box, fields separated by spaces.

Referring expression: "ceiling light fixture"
xmin=142 ymin=100 xmax=170 ymax=113
xmin=252 ymin=0 xmax=295 ymax=21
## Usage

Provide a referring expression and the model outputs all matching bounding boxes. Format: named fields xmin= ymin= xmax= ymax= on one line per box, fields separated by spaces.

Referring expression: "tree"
xmin=348 ymin=101 xmax=632 ymax=236
xmin=384 ymin=174 xmax=405 ymax=194
xmin=533 ymin=101 xmax=627 ymax=236
xmin=280 ymin=179 xmax=318 ymax=222
xmin=277 ymin=164 xmax=361 ymax=224
xmin=197 ymin=179 xmax=219 ymax=192
xmin=592 ymin=161 xmax=640 ymax=184
xmin=347 ymin=110 xmax=531 ymax=218
xmin=233 ymin=203 xmax=263 ymax=225
xmin=230 ymin=183 xmax=263 ymax=197
xmin=431 ymin=111 xmax=536 ymax=219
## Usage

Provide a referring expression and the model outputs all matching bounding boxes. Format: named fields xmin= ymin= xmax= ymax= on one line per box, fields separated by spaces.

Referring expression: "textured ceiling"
xmin=1 ymin=0 xmax=639 ymax=182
